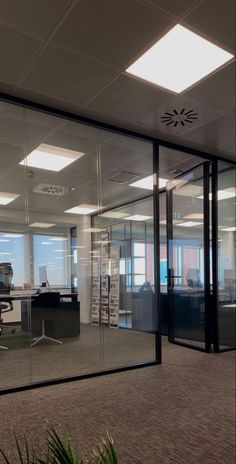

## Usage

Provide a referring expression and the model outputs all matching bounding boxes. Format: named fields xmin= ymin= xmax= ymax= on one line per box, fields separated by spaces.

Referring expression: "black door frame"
xmin=166 ymin=160 xmax=212 ymax=352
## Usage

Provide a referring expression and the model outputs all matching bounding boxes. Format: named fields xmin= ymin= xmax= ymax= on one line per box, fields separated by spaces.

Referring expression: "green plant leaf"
xmin=0 ymin=447 xmax=11 ymax=464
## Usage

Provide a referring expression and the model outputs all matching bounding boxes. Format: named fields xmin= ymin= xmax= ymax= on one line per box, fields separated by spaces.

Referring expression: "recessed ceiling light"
xmin=184 ymin=213 xmax=204 ymax=220
xmin=219 ymin=227 xmax=236 ymax=232
xmin=83 ymin=228 xmax=104 ymax=233
xmin=126 ymin=24 xmax=234 ymax=93
xmin=176 ymin=221 xmax=203 ymax=227
xmin=49 ymin=237 xmax=67 ymax=241
xmin=125 ymin=215 xmax=152 ymax=221
xmin=0 ymin=192 xmax=20 ymax=205
xmin=198 ymin=188 xmax=236 ymax=201
xmin=65 ymin=204 xmax=101 ymax=215
xmin=19 ymin=143 xmax=84 ymax=172
xmin=100 ymin=211 xmax=129 ymax=219
xmin=29 ymin=222 xmax=56 ymax=228
xmin=130 ymin=175 xmax=168 ymax=190
xmin=3 ymin=233 xmax=23 ymax=238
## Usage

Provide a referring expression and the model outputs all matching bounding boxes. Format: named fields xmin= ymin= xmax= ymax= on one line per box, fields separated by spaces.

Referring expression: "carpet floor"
xmin=0 ymin=338 xmax=235 ymax=464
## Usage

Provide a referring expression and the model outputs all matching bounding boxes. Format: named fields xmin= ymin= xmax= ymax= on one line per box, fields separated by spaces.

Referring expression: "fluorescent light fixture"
xmin=184 ymin=213 xmax=204 ymax=220
xmin=0 ymin=252 xmax=11 ymax=255
xmin=0 ymin=239 xmax=10 ymax=242
xmin=71 ymin=245 xmax=87 ymax=249
xmin=83 ymin=228 xmax=104 ymax=233
xmin=198 ymin=188 xmax=236 ymax=201
xmin=126 ymin=24 xmax=234 ymax=93
xmin=65 ymin=204 xmax=100 ymax=215
xmin=130 ymin=175 xmax=168 ymax=190
xmin=49 ymin=237 xmax=67 ymax=241
xmin=219 ymin=227 xmax=236 ymax=232
xmin=29 ymin=222 xmax=55 ymax=228
xmin=53 ymin=249 xmax=65 ymax=252
xmin=19 ymin=143 xmax=84 ymax=172
xmin=3 ymin=233 xmax=23 ymax=238
xmin=100 ymin=211 xmax=128 ymax=219
xmin=176 ymin=221 xmax=203 ymax=227
xmin=41 ymin=241 xmax=52 ymax=245
xmin=0 ymin=192 xmax=20 ymax=205
xmin=125 ymin=215 xmax=152 ymax=221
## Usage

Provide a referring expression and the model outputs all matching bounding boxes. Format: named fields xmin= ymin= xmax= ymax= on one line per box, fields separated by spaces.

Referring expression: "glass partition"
xmin=92 ymin=195 xmax=156 ymax=370
xmin=0 ymin=100 xmax=157 ymax=392
xmin=217 ymin=161 xmax=236 ymax=350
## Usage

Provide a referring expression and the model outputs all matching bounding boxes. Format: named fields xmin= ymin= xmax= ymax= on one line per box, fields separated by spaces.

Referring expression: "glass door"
xmin=167 ymin=162 xmax=211 ymax=351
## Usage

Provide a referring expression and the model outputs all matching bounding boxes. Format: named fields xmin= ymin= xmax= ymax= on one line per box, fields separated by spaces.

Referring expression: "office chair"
xmin=0 ymin=262 xmax=13 ymax=351
xmin=31 ymin=292 xmax=62 ymax=347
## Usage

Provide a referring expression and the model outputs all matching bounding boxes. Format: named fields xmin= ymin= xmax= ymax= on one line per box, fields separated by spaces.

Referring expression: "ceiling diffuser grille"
xmin=33 ymin=184 xmax=68 ymax=196
xmin=161 ymin=108 xmax=198 ymax=127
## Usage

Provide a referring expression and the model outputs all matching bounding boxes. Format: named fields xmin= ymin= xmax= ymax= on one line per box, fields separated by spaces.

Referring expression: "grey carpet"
xmin=0 ymin=338 xmax=235 ymax=464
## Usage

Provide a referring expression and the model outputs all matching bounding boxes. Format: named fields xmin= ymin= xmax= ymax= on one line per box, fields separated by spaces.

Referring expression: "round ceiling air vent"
xmin=161 ymin=108 xmax=198 ymax=127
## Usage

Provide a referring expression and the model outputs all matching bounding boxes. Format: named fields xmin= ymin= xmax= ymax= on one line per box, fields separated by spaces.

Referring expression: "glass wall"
xmin=92 ymin=195 xmax=156 ymax=369
xmin=0 ymin=100 xmax=157 ymax=391
xmin=217 ymin=161 xmax=236 ymax=349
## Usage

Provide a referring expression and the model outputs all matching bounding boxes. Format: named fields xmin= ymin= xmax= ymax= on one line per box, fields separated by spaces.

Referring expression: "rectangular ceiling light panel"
xmin=29 ymin=222 xmax=56 ymax=228
xmin=130 ymin=175 xmax=168 ymax=190
xmin=126 ymin=24 xmax=234 ymax=93
xmin=65 ymin=204 xmax=101 ymax=215
xmin=176 ymin=221 xmax=203 ymax=227
xmin=0 ymin=192 xmax=20 ymax=205
xmin=20 ymin=144 xmax=84 ymax=172
xmin=101 ymin=211 xmax=129 ymax=219
xmin=125 ymin=215 xmax=153 ymax=221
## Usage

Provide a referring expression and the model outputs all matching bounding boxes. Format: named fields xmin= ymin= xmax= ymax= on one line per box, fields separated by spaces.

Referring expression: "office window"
xmin=33 ymin=234 xmax=68 ymax=287
xmin=133 ymin=241 xmax=146 ymax=288
xmin=0 ymin=232 xmax=26 ymax=287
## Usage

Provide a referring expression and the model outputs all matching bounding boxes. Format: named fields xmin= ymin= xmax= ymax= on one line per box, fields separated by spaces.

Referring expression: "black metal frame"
xmin=212 ymin=160 xmax=236 ymax=353
xmin=166 ymin=161 xmax=212 ymax=353
xmin=0 ymin=93 xmax=235 ymax=395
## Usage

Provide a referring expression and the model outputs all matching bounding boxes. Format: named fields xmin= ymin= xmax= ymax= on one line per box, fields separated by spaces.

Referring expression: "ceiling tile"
xmin=0 ymin=0 xmax=69 ymax=39
xmin=183 ymin=0 xmax=236 ymax=52
xmin=0 ymin=24 xmax=41 ymax=84
xmin=184 ymin=61 xmax=235 ymax=112
xmin=52 ymin=0 xmax=173 ymax=68
xmin=141 ymin=94 xmax=221 ymax=135
xmin=183 ymin=116 xmax=235 ymax=153
xmin=143 ymin=0 xmax=201 ymax=18
xmin=220 ymin=138 xmax=235 ymax=158
xmin=87 ymin=74 xmax=173 ymax=122
xmin=20 ymin=44 xmax=118 ymax=105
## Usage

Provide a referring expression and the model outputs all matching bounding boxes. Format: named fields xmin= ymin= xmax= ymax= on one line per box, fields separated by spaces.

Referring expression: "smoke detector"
xmin=161 ymin=108 xmax=198 ymax=127
xmin=33 ymin=183 xmax=69 ymax=196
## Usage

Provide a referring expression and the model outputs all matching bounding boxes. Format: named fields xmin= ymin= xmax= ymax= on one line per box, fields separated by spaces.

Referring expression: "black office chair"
xmin=0 ymin=263 xmax=13 ymax=351
xmin=31 ymin=292 xmax=62 ymax=347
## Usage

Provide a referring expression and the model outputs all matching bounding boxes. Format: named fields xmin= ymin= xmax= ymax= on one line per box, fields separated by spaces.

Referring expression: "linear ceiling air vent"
xmin=107 ymin=171 xmax=140 ymax=184
xmin=170 ymin=169 xmax=184 ymax=176
xmin=161 ymin=108 xmax=198 ymax=127
xmin=33 ymin=183 xmax=69 ymax=196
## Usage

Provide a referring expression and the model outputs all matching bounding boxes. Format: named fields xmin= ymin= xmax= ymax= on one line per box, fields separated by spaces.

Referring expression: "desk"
xmin=21 ymin=294 xmax=80 ymax=338
xmin=0 ymin=292 xmax=78 ymax=301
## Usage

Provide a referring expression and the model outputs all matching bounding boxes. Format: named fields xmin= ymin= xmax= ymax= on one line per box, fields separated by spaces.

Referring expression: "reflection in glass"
xmin=218 ymin=161 xmax=236 ymax=349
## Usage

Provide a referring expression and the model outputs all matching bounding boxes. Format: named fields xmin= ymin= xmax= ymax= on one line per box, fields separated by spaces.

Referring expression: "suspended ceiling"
xmin=0 ymin=0 xmax=234 ymax=161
